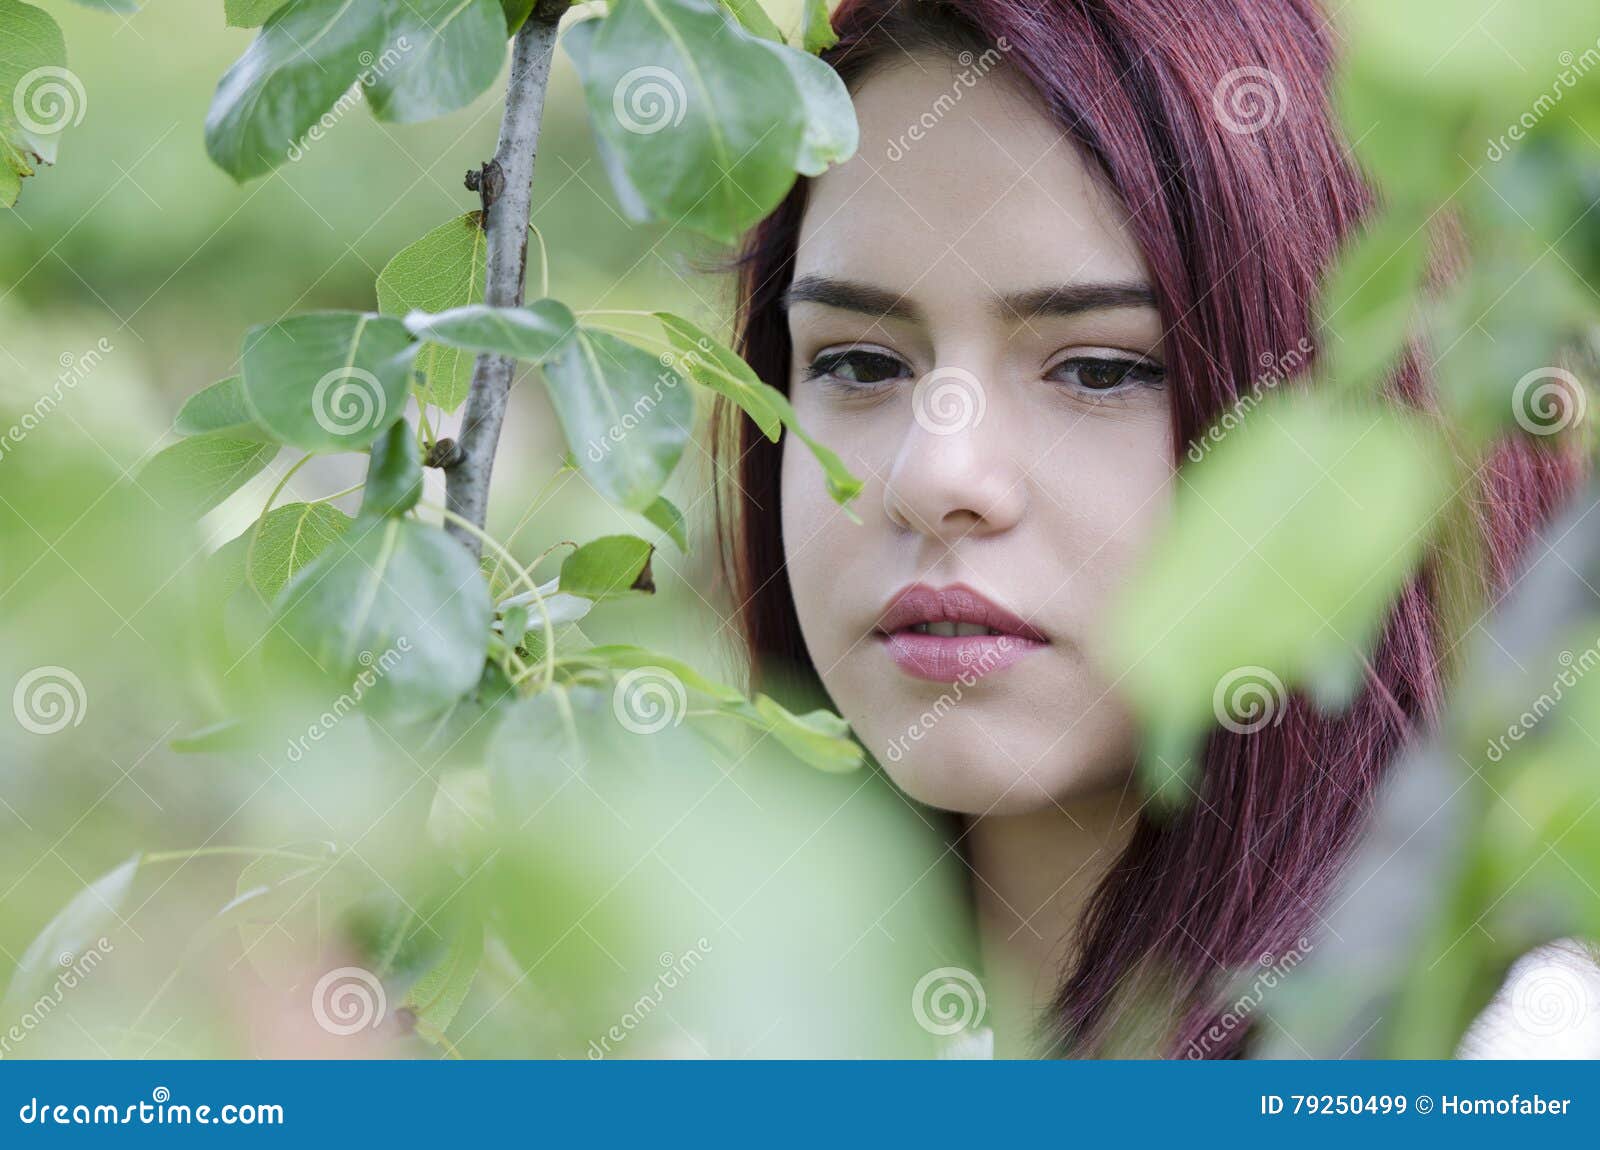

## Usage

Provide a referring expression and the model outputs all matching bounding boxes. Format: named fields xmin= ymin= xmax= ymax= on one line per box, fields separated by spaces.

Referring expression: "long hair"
xmin=711 ymin=0 xmax=1579 ymax=1056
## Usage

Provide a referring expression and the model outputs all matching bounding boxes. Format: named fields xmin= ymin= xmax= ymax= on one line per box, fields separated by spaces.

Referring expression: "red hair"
xmin=712 ymin=0 xmax=1579 ymax=1056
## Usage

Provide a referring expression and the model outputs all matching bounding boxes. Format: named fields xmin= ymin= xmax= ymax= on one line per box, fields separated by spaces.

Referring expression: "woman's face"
xmin=779 ymin=54 xmax=1176 ymax=815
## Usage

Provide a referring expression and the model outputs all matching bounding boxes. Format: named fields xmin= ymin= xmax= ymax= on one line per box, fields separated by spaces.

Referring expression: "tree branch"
xmin=444 ymin=6 xmax=569 ymax=556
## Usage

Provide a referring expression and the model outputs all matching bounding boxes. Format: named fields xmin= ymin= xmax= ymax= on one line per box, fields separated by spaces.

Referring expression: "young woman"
xmin=714 ymin=0 xmax=1582 ymax=1056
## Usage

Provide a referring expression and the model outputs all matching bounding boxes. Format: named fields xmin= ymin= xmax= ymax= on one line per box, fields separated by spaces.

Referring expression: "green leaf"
xmin=718 ymin=0 xmax=781 ymax=41
xmin=542 ymin=328 xmax=692 ymax=512
xmin=241 ymin=312 xmax=413 ymax=452
xmin=559 ymin=534 xmax=654 ymax=599
xmin=656 ymin=311 xmax=780 ymax=439
xmin=275 ymin=518 xmax=492 ymax=721
xmin=204 ymin=0 xmax=389 ymax=181
xmin=499 ymin=0 xmax=535 ymax=33
xmin=656 ymin=311 xmax=863 ymax=506
xmin=399 ymin=915 xmax=483 ymax=1039
xmin=562 ymin=31 xmax=653 ymax=225
xmin=0 ymin=855 xmax=136 ymax=1026
xmin=571 ymin=0 xmax=805 ymax=244
xmin=173 ymin=376 xmax=278 ymax=442
xmin=0 ymin=142 xmax=23 ymax=207
xmin=224 ymin=0 xmax=287 ymax=25
xmin=170 ymin=717 xmax=253 ymax=753
xmin=759 ymin=39 xmax=856 ymax=175
xmin=579 ymin=644 xmax=864 ymax=771
xmin=753 ymin=693 xmax=862 ymax=772
xmin=402 ymin=299 xmax=576 ymax=364
xmin=800 ymin=0 xmax=837 ymax=53
xmin=138 ymin=436 xmax=278 ymax=518
xmin=1341 ymin=0 xmax=1600 ymax=122
xmin=0 ymin=0 xmax=70 ymax=203
xmin=230 ymin=845 xmax=352 ymax=985
xmin=364 ymin=0 xmax=507 ymax=125
xmin=642 ymin=494 xmax=687 ymax=551
xmin=1112 ymin=393 xmax=1454 ymax=793
xmin=500 ymin=603 xmax=530 ymax=650
xmin=361 ymin=418 xmax=423 ymax=519
xmin=1318 ymin=210 xmax=1430 ymax=395
xmin=376 ymin=212 xmax=489 ymax=413
xmin=216 ymin=500 xmax=352 ymax=603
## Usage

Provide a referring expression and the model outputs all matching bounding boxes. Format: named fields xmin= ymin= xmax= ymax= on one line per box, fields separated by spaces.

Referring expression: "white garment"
xmin=931 ymin=940 xmax=1600 ymax=1058
xmin=1456 ymin=939 xmax=1600 ymax=1058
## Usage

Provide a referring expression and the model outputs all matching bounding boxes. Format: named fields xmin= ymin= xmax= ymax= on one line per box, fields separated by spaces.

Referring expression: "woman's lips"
xmin=874 ymin=583 xmax=1048 ymax=683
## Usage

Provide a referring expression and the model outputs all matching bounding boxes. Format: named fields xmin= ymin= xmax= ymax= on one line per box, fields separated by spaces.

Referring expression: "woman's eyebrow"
xmin=1000 ymin=281 xmax=1157 ymax=320
xmin=782 ymin=275 xmax=920 ymax=322
xmin=781 ymin=275 xmax=1156 ymax=324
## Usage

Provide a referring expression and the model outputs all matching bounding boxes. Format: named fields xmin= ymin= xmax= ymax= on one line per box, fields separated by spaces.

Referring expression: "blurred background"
xmin=0 ymin=0 xmax=978 ymax=1059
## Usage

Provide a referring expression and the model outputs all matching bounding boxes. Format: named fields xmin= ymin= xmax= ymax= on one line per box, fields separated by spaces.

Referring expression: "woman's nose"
xmin=882 ymin=365 xmax=1029 ymax=541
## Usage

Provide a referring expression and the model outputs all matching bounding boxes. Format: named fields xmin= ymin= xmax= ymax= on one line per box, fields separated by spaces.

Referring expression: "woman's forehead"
xmin=793 ymin=53 xmax=1149 ymax=307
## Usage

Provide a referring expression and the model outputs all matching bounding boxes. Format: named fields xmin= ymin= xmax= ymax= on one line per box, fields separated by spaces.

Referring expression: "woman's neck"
xmin=962 ymin=783 xmax=1139 ymax=1057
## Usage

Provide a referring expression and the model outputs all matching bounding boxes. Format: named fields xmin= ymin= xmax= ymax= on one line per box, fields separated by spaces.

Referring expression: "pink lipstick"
xmin=874 ymin=583 xmax=1047 ymax=683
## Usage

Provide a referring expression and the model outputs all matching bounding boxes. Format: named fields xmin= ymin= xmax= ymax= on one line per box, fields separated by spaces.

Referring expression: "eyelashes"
xmin=801 ymin=346 xmax=1166 ymax=398
xmin=1044 ymin=355 xmax=1166 ymax=393
xmin=802 ymin=347 xmax=911 ymax=389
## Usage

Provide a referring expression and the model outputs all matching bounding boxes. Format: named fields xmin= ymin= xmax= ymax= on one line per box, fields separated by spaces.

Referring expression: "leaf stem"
xmin=142 ymin=846 xmax=336 ymax=866
xmin=246 ymin=454 xmax=313 ymax=589
xmin=425 ymin=502 xmax=559 ymax=688
xmin=444 ymin=8 xmax=570 ymax=556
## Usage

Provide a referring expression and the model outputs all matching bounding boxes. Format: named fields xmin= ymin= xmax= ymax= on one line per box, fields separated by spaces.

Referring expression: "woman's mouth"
xmin=873 ymin=583 xmax=1048 ymax=683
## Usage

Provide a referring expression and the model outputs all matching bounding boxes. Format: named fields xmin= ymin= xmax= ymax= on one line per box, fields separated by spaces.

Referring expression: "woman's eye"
xmin=1046 ymin=356 xmax=1166 ymax=394
xmin=805 ymin=349 xmax=909 ymax=388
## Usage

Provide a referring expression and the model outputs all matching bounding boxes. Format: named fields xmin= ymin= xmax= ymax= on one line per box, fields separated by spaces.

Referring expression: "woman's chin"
xmin=873 ymin=739 xmax=1132 ymax=817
